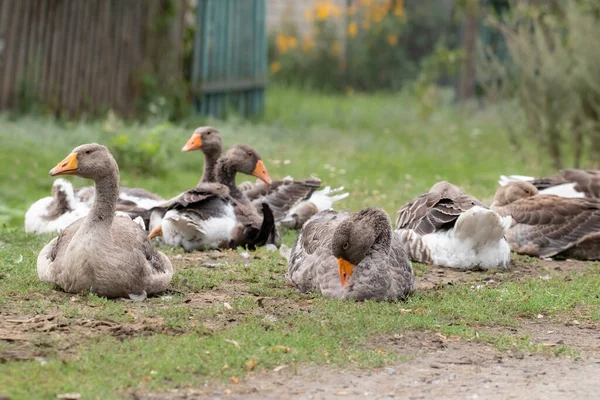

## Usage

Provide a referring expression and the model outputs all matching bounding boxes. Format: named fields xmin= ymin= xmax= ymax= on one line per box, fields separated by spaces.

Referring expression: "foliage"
xmin=269 ymin=0 xmax=460 ymax=92
xmin=478 ymin=0 xmax=600 ymax=168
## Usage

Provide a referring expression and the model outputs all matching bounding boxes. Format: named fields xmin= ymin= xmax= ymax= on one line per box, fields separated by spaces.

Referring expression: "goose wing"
xmin=248 ymin=178 xmax=322 ymax=221
xmin=498 ymin=196 xmax=600 ymax=257
xmin=395 ymin=192 xmax=480 ymax=235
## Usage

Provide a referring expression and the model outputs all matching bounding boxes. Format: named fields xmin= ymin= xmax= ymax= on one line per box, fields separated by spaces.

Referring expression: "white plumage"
xmin=417 ymin=206 xmax=512 ymax=269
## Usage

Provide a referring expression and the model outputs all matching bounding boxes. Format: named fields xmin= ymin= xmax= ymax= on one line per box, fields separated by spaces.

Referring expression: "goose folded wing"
xmin=507 ymin=197 xmax=600 ymax=257
xmin=250 ymin=178 xmax=322 ymax=221
xmin=396 ymin=193 xmax=476 ymax=235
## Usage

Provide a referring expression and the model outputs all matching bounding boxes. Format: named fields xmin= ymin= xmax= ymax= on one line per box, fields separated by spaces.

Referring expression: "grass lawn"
xmin=0 ymin=88 xmax=598 ymax=399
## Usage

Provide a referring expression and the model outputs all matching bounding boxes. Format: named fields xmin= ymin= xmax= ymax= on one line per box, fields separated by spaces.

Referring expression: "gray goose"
xmin=491 ymin=181 xmax=600 ymax=260
xmin=499 ymin=169 xmax=600 ymax=198
xmin=395 ymin=181 xmax=512 ymax=269
xmin=181 ymin=127 xmax=348 ymax=226
xmin=36 ymin=144 xmax=173 ymax=300
xmin=147 ymin=144 xmax=277 ymax=251
xmin=287 ymin=207 xmax=415 ymax=301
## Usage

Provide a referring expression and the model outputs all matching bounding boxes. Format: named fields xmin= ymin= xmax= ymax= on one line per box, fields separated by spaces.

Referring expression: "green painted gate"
xmin=191 ymin=0 xmax=267 ymax=118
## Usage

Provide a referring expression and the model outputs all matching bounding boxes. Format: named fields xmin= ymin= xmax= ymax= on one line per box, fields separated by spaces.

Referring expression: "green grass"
xmin=0 ymin=88 xmax=597 ymax=399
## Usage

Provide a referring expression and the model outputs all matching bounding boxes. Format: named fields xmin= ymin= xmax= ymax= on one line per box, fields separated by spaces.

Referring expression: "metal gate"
xmin=191 ymin=0 xmax=267 ymax=118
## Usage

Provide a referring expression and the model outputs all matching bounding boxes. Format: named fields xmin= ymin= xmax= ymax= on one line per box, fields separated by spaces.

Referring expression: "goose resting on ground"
xmin=36 ymin=143 xmax=173 ymax=300
xmin=498 ymin=169 xmax=600 ymax=198
xmin=286 ymin=207 xmax=415 ymax=301
xmin=25 ymin=177 xmax=164 ymax=235
xmin=147 ymin=144 xmax=278 ymax=251
xmin=181 ymin=126 xmax=349 ymax=227
xmin=395 ymin=181 xmax=512 ymax=269
xmin=491 ymin=181 xmax=600 ymax=260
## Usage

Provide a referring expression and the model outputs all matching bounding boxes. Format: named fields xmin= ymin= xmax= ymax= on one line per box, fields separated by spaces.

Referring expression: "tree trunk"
xmin=458 ymin=0 xmax=478 ymax=103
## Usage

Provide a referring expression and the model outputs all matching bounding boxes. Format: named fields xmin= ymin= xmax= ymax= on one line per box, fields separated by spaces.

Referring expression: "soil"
xmin=2 ymin=252 xmax=599 ymax=399
xmin=133 ymin=326 xmax=600 ymax=400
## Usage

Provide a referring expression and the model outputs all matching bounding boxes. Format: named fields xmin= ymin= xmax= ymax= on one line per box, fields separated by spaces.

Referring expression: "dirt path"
xmin=136 ymin=328 xmax=600 ymax=400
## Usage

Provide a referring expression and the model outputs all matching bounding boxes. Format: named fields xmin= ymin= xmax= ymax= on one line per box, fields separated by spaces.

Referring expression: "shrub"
xmin=478 ymin=0 xmax=600 ymax=168
xmin=105 ymin=113 xmax=171 ymax=177
xmin=269 ymin=0 xmax=459 ymax=93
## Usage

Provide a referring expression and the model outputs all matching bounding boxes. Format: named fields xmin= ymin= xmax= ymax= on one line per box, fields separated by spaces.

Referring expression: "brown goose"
xmin=181 ymin=127 xmax=348 ymax=225
xmin=286 ymin=207 xmax=415 ymax=301
xmin=147 ymin=144 xmax=277 ymax=251
xmin=499 ymin=169 xmax=600 ymax=198
xmin=36 ymin=144 xmax=173 ymax=300
xmin=395 ymin=181 xmax=512 ymax=269
xmin=491 ymin=181 xmax=600 ymax=260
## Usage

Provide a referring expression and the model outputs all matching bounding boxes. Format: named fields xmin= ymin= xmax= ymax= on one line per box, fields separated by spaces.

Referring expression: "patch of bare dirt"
xmin=0 ymin=308 xmax=168 ymax=362
xmin=133 ymin=330 xmax=600 ymax=400
xmin=417 ymin=257 xmax=596 ymax=291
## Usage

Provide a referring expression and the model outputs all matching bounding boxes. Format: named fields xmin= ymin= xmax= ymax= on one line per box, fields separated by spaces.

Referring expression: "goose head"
xmin=331 ymin=208 xmax=391 ymax=286
xmin=492 ymin=181 xmax=538 ymax=207
xmin=221 ymin=144 xmax=272 ymax=185
xmin=181 ymin=126 xmax=222 ymax=155
xmin=49 ymin=143 xmax=117 ymax=180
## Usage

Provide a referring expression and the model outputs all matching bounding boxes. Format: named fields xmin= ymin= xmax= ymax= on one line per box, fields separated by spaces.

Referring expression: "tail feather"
xmin=248 ymin=203 xmax=279 ymax=249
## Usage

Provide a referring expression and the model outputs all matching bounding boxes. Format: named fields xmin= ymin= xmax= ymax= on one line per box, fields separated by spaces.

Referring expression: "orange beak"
xmin=148 ymin=225 xmax=163 ymax=239
xmin=252 ymin=160 xmax=272 ymax=185
xmin=182 ymin=133 xmax=202 ymax=152
xmin=49 ymin=153 xmax=78 ymax=176
xmin=337 ymin=258 xmax=355 ymax=286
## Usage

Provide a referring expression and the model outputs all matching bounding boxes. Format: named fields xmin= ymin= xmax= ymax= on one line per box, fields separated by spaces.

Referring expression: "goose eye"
xmin=248 ymin=152 xmax=253 ymax=157
xmin=85 ymin=150 xmax=91 ymax=155
xmin=206 ymin=131 xmax=211 ymax=135
xmin=342 ymin=242 xmax=349 ymax=250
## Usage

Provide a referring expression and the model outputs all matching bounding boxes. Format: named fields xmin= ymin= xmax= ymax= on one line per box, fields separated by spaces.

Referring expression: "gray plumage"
xmin=491 ymin=181 xmax=600 ymax=259
xmin=287 ymin=207 xmax=415 ymax=301
xmin=37 ymin=143 xmax=173 ymax=300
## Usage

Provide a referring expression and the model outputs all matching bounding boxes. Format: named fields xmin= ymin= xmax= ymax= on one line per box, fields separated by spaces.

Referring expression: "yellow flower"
xmin=359 ymin=0 xmax=372 ymax=6
xmin=373 ymin=6 xmax=385 ymax=22
xmin=386 ymin=34 xmax=398 ymax=46
xmin=331 ymin=41 xmax=341 ymax=56
xmin=276 ymin=34 xmax=288 ymax=53
xmin=270 ymin=61 xmax=281 ymax=74
xmin=314 ymin=2 xmax=330 ymax=21
xmin=302 ymin=36 xmax=315 ymax=53
xmin=348 ymin=22 xmax=358 ymax=38
xmin=394 ymin=0 xmax=405 ymax=17
xmin=288 ymin=37 xmax=298 ymax=49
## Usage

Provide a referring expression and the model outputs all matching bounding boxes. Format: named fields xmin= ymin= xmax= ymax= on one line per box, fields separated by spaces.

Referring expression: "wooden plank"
xmin=0 ymin=0 xmax=15 ymax=107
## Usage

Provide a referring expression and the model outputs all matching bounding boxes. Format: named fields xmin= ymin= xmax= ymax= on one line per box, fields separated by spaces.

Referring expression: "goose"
xmin=25 ymin=179 xmax=91 ymax=234
xmin=491 ymin=181 xmax=600 ymax=260
xmin=36 ymin=143 xmax=173 ymax=300
xmin=286 ymin=207 xmax=415 ymax=301
xmin=181 ymin=127 xmax=349 ymax=226
xmin=395 ymin=181 xmax=512 ymax=269
xmin=498 ymin=169 xmax=600 ymax=198
xmin=25 ymin=178 xmax=164 ymax=235
xmin=147 ymin=144 xmax=278 ymax=251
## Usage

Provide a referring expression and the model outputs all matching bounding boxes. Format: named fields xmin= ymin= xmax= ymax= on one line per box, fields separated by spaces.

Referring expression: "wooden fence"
xmin=0 ymin=0 xmax=185 ymax=117
xmin=191 ymin=0 xmax=267 ymax=118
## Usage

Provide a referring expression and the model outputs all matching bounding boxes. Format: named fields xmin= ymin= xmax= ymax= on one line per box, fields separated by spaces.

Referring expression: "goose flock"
xmin=27 ymin=126 xmax=600 ymax=302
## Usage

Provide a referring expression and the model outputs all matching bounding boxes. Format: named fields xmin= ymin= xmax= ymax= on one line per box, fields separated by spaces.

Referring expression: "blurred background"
xmin=0 ymin=0 xmax=599 ymax=225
